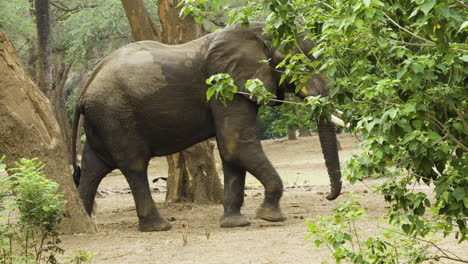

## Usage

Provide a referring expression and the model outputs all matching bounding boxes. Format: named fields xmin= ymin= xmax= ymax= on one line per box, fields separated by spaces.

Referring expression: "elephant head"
xmin=204 ymin=22 xmax=342 ymax=200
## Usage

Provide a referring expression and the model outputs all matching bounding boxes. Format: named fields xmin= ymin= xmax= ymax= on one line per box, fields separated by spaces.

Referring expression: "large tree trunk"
xmin=158 ymin=0 xmax=203 ymax=44
xmin=121 ymin=0 xmax=223 ymax=204
xmin=52 ymin=63 xmax=72 ymax=158
xmin=0 ymin=31 xmax=96 ymax=234
xmin=298 ymin=127 xmax=312 ymax=137
xmin=35 ymin=0 xmax=53 ymax=97
xmin=165 ymin=141 xmax=223 ymax=203
xmin=288 ymin=128 xmax=297 ymax=140
xmin=121 ymin=0 xmax=161 ymax=41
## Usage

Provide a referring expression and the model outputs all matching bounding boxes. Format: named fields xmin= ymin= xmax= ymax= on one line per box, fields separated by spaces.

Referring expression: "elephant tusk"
xmin=334 ymin=109 xmax=344 ymax=118
xmin=331 ymin=114 xmax=349 ymax=128
xmin=305 ymin=96 xmax=349 ymax=128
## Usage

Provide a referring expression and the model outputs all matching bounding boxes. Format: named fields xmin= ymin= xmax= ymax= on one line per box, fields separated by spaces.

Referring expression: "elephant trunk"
xmin=317 ymin=120 xmax=342 ymax=200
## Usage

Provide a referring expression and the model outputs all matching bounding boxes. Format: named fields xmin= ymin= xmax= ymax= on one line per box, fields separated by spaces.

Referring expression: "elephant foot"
xmin=139 ymin=218 xmax=172 ymax=232
xmin=220 ymin=215 xmax=251 ymax=228
xmin=256 ymin=206 xmax=286 ymax=222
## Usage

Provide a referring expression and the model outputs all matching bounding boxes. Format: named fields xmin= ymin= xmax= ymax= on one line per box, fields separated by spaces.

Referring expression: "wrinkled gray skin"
xmin=72 ymin=22 xmax=342 ymax=232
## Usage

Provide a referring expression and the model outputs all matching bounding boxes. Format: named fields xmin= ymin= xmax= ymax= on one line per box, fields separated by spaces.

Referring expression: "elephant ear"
xmin=204 ymin=29 xmax=281 ymax=105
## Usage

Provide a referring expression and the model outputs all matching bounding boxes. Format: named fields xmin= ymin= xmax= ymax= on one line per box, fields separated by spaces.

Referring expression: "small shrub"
xmin=304 ymin=193 xmax=466 ymax=264
xmin=0 ymin=157 xmax=93 ymax=264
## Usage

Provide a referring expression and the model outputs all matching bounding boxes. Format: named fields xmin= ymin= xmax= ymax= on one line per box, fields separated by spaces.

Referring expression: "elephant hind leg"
xmin=219 ymin=161 xmax=250 ymax=228
xmin=78 ymin=142 xmax=114 ymax=215
xmin=119 ymin=159 xmax=172 ymax=232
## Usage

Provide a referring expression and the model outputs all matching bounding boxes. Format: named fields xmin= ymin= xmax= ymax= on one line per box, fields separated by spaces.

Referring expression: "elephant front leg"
xmin=216 ymin=127 xmax=285 ymax=223
xmin=123 ymin=169 xmax=172 ymax=232
xmin=245 ymin=156 xmax=286 ymax=222
xmin=220 ymin=161 xmax=250 ymax=228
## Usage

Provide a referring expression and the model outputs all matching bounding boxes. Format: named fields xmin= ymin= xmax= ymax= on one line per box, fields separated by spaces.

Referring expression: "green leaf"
xmin=409 ymin=8 xmax=419 ymax=19
xmin=427 ymin=131 xmax=441 ymax=141
xmin=411 ymin=63 xmax=425 ymax=73
xmin=452 ymin=188 xmax=465 ymax=202
xmin=363 ymin=0 xmax=371 ymax=8
xmin=460 ymin=21 xmax=468 ymax=32
xmin=206 ymin=87 xmax=215 ymax=101
xmin=375 ymin=149 xmax=383 ymax=159
xmin=402 ymin=223 xmax=411 ymax=234
xmin=459 ymin=55 xmax=468 ymax=63
xmin=419 ymin=0 xmax=436 ymax=16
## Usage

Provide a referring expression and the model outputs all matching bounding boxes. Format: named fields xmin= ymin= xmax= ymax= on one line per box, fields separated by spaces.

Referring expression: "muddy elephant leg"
xmin=78 ymin=142 xmax=113 ymax=215
xmin=220 ymin=161 xmax=250 ymax=228
xmin=235 ymin=143 xmax=285 ymax=222
xmin=120 ymin=164 xmax=172 ymax=232
xmin=214 ymin=100 xmax=285 ymax=223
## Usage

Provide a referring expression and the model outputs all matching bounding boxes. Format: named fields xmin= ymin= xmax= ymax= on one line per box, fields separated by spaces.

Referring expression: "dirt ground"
xmin=60 ymin=134 xmax=467 ymax=264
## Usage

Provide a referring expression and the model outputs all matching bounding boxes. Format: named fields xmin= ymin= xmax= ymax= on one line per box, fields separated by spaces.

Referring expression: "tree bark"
xmin=298 ymin=127 xmax=312 ymax=137
xmin=52 ymin=63 xmax=72 ymax=158
xmin=158 ymin=0 xmax=203 ymax=44
xmin=121 ymin=0 xmax=223 ymax=204
xmin=121 ymin=0 xmax=161 ymax=41
xmin=288 ymin=128 xmax=297 ymax=140
xmin=165 ymin=141 xmax=223 ymax=203
xmin=35 ymin=0 xmax=53 ymax=98
xmin=0 ymin=31 xmax=96 ymax=234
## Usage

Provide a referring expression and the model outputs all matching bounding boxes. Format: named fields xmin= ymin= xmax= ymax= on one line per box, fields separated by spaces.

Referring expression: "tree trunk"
xmin=288 ymin=128 xmax=297 ymax=140
xmin=35 ymin=0 xmax=53 ymax=98
xmin=121 ymin=0 xmax=161 ymax=41
xmin=27 ymin=0 xmax=38 ymax=83
xmin=158 ymin=0 xmax=203 ymax=44
xmin=298 ymin=127 xmax=312 ymax=137
xmin=121 ymin=0 xmax=223 ymax=204
xmin=0 ymin=31 xmax=96 ymax=234
xmin=165 ymin=141 xmax=223 ymax=203
xmin=52 ymin=63 xmax=72 ymax=158
xmin=27 ymin=38 xmax=38 ymax=82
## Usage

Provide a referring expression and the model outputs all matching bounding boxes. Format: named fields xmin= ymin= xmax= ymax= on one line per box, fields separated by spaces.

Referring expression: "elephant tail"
xmin=71 ymin=104 xmax=82 ymax=187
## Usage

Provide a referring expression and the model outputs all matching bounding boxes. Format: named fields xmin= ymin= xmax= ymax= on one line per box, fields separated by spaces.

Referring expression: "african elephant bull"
xmin=71 ymin=22 xmax=342 ymax=232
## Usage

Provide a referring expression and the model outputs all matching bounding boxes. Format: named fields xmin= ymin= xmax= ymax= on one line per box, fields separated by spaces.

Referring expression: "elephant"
xmin=71 ymin=22 xmax=342 ymax=232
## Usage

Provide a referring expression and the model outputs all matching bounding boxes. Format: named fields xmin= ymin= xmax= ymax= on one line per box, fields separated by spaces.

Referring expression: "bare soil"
xmin=60 ymin=134 xmax=467 ymax=264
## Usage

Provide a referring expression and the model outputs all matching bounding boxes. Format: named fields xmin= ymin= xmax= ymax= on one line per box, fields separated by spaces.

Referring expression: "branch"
xmin=236 ymin=91 xmax=305 ymax=105
xmin=51 ymin=1 xmax=97 ymax=13
xmin=453 ymin=0 xmax=468 ymax=8
xmin=385 ymin=13 xmax=468 ymax=48
xmin=428 ymin=115 xmax=468 ymax=151
xmin=317 ymin=1 xmax=337 ymax=11
xmin=383 ymin=13 xmax=434 ymax=44
xmin=449 ymin=102 xmax=468 ymax=132
xmin=381 ymin=227 xmax=468 ymax=263
xmin=209 ymin=20 xmax=226 ymax=28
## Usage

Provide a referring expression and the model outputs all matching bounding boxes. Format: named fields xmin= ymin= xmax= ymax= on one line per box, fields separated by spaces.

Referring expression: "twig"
xmin=380 ymin=227 xmax=468 ymax=263
xmin=383 ymin=13 xmax=433 ymax=43
xmin=427 ymin=115 xmax=468 ymax=151
xmin=453 ymin=0 xmax=468 ymax=8
xmin=449 ymin=102 xmax=468 ymax=132
xmin=317 ymin=1 xmax=337 ymax=11
xmin=398 ymin=41 xmax=435 ymax=47
xmin=236 ymin=91 xmax=306 ymax=105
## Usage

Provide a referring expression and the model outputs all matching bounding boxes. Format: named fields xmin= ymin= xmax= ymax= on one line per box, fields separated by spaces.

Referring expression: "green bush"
xmin=304 ymin=193 xmax=464 ymax=263
xmin=0 ymin=157 xmax=93 ymax=264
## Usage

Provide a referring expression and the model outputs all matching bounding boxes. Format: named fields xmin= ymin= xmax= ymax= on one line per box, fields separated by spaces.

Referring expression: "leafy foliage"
xmin=56 ymin=0 xmax=133 ymax=65
xmin=205 ymin=73 xmax=238 ymax=104
xmin=0 ymin=0 xmax=35 ymax=57
xmin=0 ymin=157 xmax=94 ymax=264
xmin=245 ymin=79 xmax=276 ymax=105
xmin=1 ymin=158 xmax=65 ymax=263
xmin=180 ymin=0 xmax=467 ymax=259
xmin=304 ymin=193 xmax=459 ymax=263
